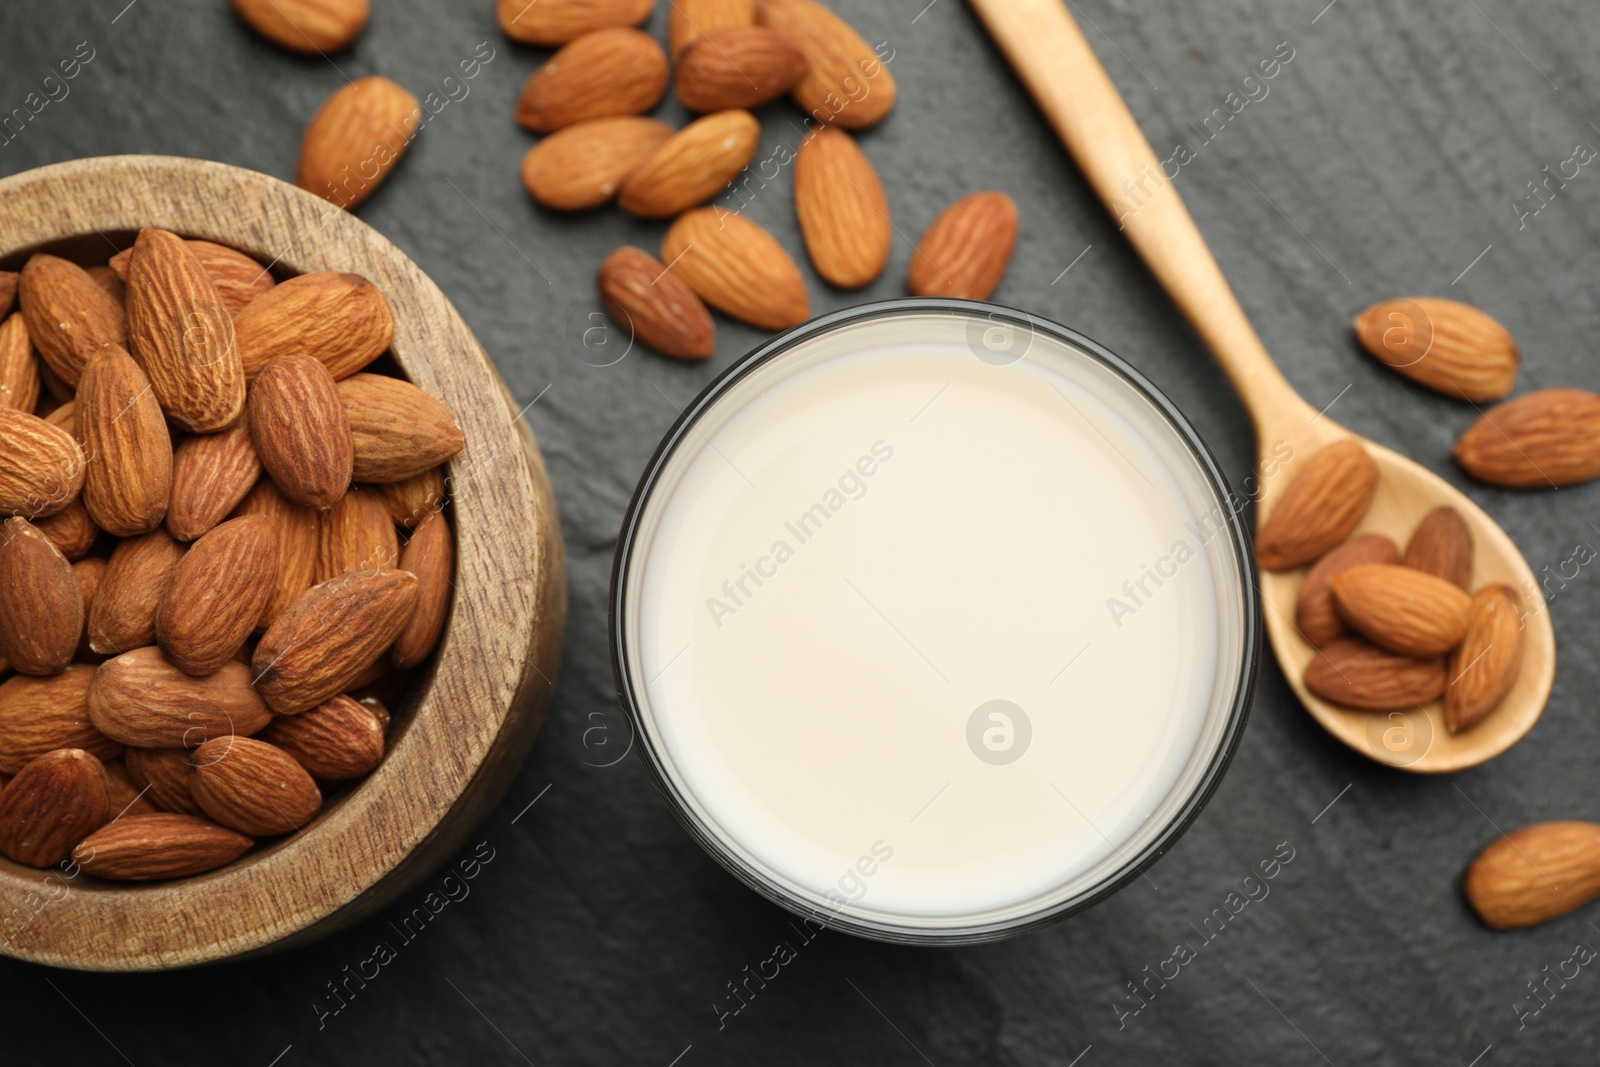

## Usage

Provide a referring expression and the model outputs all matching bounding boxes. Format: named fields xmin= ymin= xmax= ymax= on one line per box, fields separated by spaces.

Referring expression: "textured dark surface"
xmin=3 ymin=1 xmax=1600 ymax=1063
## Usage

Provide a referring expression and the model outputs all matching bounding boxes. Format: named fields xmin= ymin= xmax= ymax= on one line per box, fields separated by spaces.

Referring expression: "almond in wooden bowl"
xmin=0 ymin=156 xmax=565 ymax=971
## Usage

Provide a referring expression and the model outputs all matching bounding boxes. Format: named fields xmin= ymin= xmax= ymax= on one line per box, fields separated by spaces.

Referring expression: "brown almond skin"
xmin=111 ymin=240 xmax=275 ymax=315
xmin=0 ymin=406 xmax=85 ymax=518
xmin=1445 ymin=584 xmax=1526 ymax=733
xmin=0 ymin=312 xmax=40 ymax=413
xmin=1255 ymin=440 xmax=1379 ymax=571
xmin=1454 ymin=388 xmax=1600 ymax=489
xmin=669 ymin=0 xmax=756 ymax=57
xmin=376 ymin=466 xmax=447 ymax=529
xmin=296 ymin=76 xmax=420 ymax=210
xmin=167 ymin=417 xmax=262 ymax=541
xmin=1354 ymin=297 xmax=1518 ymax=402
xmin=71 ymin=557 xmax=107 ymax=663
xmin=124 ymin=228 xmax=246 ymax=434
xmin=908 ymin=192 xmax=1018 ymax=300
xmin=88 ymin=648 xmax=272 ymax=748
xmin=43 ymin=398 xmax=75 ymax=437
xmin=1330 ymin=563 xmax=1473 ymax=657
xmin=757 ymin=0 xmax=895 ymax=129
xmin=34 ymin=498 xmax=99 ymax=561
xmin=233 ymin=478 xmax=321 ymax=629
xmin=73 ymin=811 xmax=252 ymax=880
xmin=102 ymin=758 xmax=159 ymax=820
xmin=234 ymin=271 xmax=394 ymax=381
xmin=515 ymin=28 xmax=669 ymax=133
xmin=520 ymin=117 xmax=673 ymax=212
xmin=259 ymin=694 xmax=385 ymax=781
xmin=88 ymin=529 xmax=185 ymax=655
xmin=156 ymin=516 xmax=279 ymax=676
xmin=191 ymin=736 xmax=322 ymax=836
xmin=77 ymin=345 xmax=173 ymax=536
xmin=338 ymin=374 xmax=465 ymax=484
xmin=0 ymin=749 xmax=109 ymax=867
xmin=17 ymin=253 xmax=127 ymax=387
xmin=253 ymin=568 xmax=419 ymax=714
xmin=597 ymin=247 xmax=716 ymax=361
xmin=229 ymin=0 xmax=369 ymax=53
xmin=248 ymin=355 xmax=353 ymax=509
xmin=392 ymin=510 xmax=453 ymax=669
xmin=1464 ymin=821 xmax=1600 ymax=930
xmin=661 ymin=209 xmax=809 ymax=330
xmin=1403 ymin=506 xmax=1473 ymax=590
xmin=1303 ymin=638 xmax=1445 ymax=711
xmin=1295 ymin=534 xmax=1398 ymax=648
xmin=498 ymin=0 xmax=652 ymax=44
xmin=618 ymin=110 xmax=762 ymax=219
xmin=0 ymin=517 xmax=83 ymax=675
xmin=316 ymin=487 xmax=398 ymax=583
xmin=0 ymin=270 xmax=16 ymax=317
xmin=0 ymin=667 xmax=122 ymax=774
xmin=676 ymin=26 xmax=807 ymax=112
xmin=124 ymin=746 xmax=203 ymax=815
xmin=794 ymin=127 xmax=891 ymax=290
xmin=86 ymin=265 xmax=127 ymax=303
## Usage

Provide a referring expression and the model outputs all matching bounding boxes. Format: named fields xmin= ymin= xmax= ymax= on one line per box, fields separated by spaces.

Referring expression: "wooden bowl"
xmin=0 ymin=156 xmax=566 ymax=970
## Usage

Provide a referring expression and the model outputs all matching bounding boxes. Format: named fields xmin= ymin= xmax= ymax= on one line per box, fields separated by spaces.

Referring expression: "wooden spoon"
xmin=970 ymin=0 xmax=1553 ymax=772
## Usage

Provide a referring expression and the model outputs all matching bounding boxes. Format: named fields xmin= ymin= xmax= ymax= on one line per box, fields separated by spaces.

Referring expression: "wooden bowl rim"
xmin=0 ymin=155 xmax=564 ymax=970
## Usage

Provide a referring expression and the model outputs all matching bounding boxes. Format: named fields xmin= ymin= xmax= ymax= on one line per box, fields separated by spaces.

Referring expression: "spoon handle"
xmin=969 ymin=0 xmax=1316 ymax=432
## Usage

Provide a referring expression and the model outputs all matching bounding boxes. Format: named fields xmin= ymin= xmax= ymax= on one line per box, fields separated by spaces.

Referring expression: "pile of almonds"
xmin=0 ymin=226 xmax=462 ymax=881
xmin=1256 ymin=441 xmax=1524 ymax=734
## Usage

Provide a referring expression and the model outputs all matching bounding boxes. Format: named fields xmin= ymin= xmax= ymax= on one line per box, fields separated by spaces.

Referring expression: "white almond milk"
xmin=621 ymin=311 xmax=1249 ymax=935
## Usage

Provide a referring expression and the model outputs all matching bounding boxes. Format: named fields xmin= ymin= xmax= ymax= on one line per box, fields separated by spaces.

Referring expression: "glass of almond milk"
xmin=611 ymin=301 xmax=1259 ymax=943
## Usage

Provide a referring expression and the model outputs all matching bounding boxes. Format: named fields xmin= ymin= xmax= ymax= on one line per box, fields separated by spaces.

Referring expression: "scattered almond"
xmin=124 ymin=746 xmax=204 ymax=816
xmin=297 ymin=76 xmax=420 ymax=210
xmin=233 ymin=478 xmax=321 ymax=629
xmin=757 ymin=0 xmax=894 ymax=128
xmin=156 ymin=516 xmax=278 ymax=676
xmin=0 ymin=517 xmax=83 ymax=675
xmin=17 ymin=253 xmax=127 ymax=388
xmin=515 ymin=28 xmax=669 ymax=133
xmin=234 ymin=271 xmax=394 ymax=380
xmin=676 ymin=27 xmax=807 ymax=112
xmin=661 ymin=208 xmax=809 ymax=330
xmin=76 ymin=344 xmax=173 ymax=536
xmin=1403 ymin=506 xmax=1473 ymax=590
xmin=316 ymin=487 xmax=398 ymax=582
xmin=1354 ymin=297 xmax=1518 ymax=402
xmin=0 ymin=667 xmax=122 ymax=774
xmin=1454 ymin=388 xmax=1600 ymax=489
xmin=619 ymin=109 xmax=762 ymax=218
xmin=1255 ymin=440 xmax=1379 ymax=571
xmin=88 ymin=529 xmax=184 ymax=655
xmin=908 ymin=192 xmax=1018 ymax=300
xmin=111 ymin=240 xmax=276 ymax=315
xmin=88 ymin=647 xmax=272 ymax=748
xmin=34 ymin=498 xmax=99 ymax=561
xmin=248 ymin=354 xmax=354 ymax=509
xmin=669 ymin=0 xmax=756 ymax=57
xmin=520 ymin=116 xmax=673 ymax=211
xmin=337 ymin=373 xmax=464 ymax=483
xmin=1445 ymin=584 xmax=1525 ymax=734
xmin=73 ymin=811 xmax=252 ymax=880
xmin=0 ymin=313 xmax=39 ymax=412
xmin=191 ymin=736 xmax=322 ymax=837
xmin=0 ymin=407 xmax=84 ymax=518
xmin=498 ymin=0 xmax=653 ymax=46
xmin=0 ymin=748 xmax=108 ymax=867
xmin=597 ymin=246 xmax=716 ymax=360
xmin=167 ymin=416 xmax=262 ymax=541
xmin=260 ymin=694 xmax=385 ymax=780
xmin=1464 ymin=821 xmax=1600 ymax=929
xmin=1303 ymin=638 xmax=1446 ymax=711
xmin=229 ymin=0 xmax=369 ymax=53
xmin=794 ymin=127 xmax=890 ymax=289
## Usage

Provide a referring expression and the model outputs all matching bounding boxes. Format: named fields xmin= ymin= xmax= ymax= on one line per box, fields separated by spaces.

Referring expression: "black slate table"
xmin=3 ymin=1 xmax=1599 ymax=1063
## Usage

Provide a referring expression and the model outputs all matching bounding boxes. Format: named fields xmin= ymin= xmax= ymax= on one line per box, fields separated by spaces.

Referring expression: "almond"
xmin=0 ymin=749 xmax=108 ymax=867
xmin=17 ymin=253 xmax=127 ymax=387
xmin=76 ymin=344 xmax=173 ymax=536
xmin=391 ymin=509 xmax=453 ymax=669
xmin=191 ymin=736 xmax=322 ymax=836
xmin=1255 ymin=440 xmax=1379 ymax=571
xmin=34 ymin=498 xmax=99 ymax=561
xmin=1464 ymin=821 xmax=1600 ymax=930
xmin=316 ymin=487 xmax=398 ymax=582
xmin=102 ymin=758 xmax=158 ymax=819
xmin=1330 ymin=563 xmax=1472 ymax=657
xmin=0 ymin=312 xmax=40 ymax=412
xmin=297 ymin=76 xmax=420 ymax=210
xmin=618 ymin=110 xmax=761 ymax=218
xmin=43 ymin=398 xmax=75 ymax=437
xmin=0 ymin=517 xmax=83 ymax=675
xmin=248 ymin=354 xmax=354 ymax=508
xmin=156 ymin=515 xmax=278 ymax=676
xmin=38 ymin=361 xmax=74 ymax=405
xmin=669 ymin=0 xmax=756 ymax=57
xmin=0 ymin=407 xmax=84 ymax=518
xmin=124 ymin=228 xmax=246 ymax=434
xmin=1354 ymin=298 xmax=1518 ymax=402
xmin=520 ymin=116 xmax=673 ymax=211
xmin=1295 ymin=534 xmax=1398 ymax=648
xmin=253 ymin=568 xmax=419 ymax=714
xmin=124 ymin=746 xmax=203 ymax=816
xmin=259 ymin=694 xmax=385 ymax=780
xmin=88 ymin=529 xmax=184 ymax=655
xmin=112 ymin=240 xmax=276 ymax=316
xmin=88 ymin=647 xmax=272 ymax=748
xmin=597 ymin=246 xmax=716 ymax=360
xmin=757 ymin=0 xmax=894 ymax=129
xmin=376 ymin=466 xmax=448 ymax=529
xmin=73 ymin=811 xmax=252 ymax=880
xmin=229 ymin=0 xmax=369 ymax=53
xmin=793 ymin=127 xmax=890 ymax=289
xmin=908 ymin=192 xmax=1018 ymax=300
xmin=358 ymin=694 xmax=391 ymax=733
xmin=0 ymin=270 xmax=15 ymax=317
xmin=1445 ymin=584 xmax=1525 ymax=733
xmin=1403 ymin=506 xmax=1473 ymax=590
xmin=661 ymin=209 xmax=809 ymax=330
xmin=1302 ymin=638 xmax=1446 ymax=711
xmin=337 ymin=375 xmax=464 ymax=484
xmin=167 ymin=416 xmax=262 ymax=541
xmin=233 ymin=478 xmax=321 ymax=629
xmin=87 ymin=265 xmax=126 ymax=304
xmin=515 ymin=28 xmax=669 ymax=133
xmin=498 ymin=0 xmax=652 ymax=45
xmin=0 ymin=667 xmax=122 ymax=774
xmin=676 ymin=26 xmax=807 ymax=112
xmin=71 ymin=557 xmax=106 ymax=662
xmin=234 ymin=271 xmax=394 ymax=380
xmin=1453 ymin=388 xmax=1600 ymax=489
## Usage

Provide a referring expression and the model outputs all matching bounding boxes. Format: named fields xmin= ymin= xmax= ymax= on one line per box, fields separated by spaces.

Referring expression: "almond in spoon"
xmin=1295 ymin=534 xmax=1398 ymax=648
xmin=1330 ymin=563 xmax=1472 ymax=658
xmin=1444 ymin=584 xmax=1525 ymax=733
xmin=1255 ymin=440 xmax=1378 ymax=571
